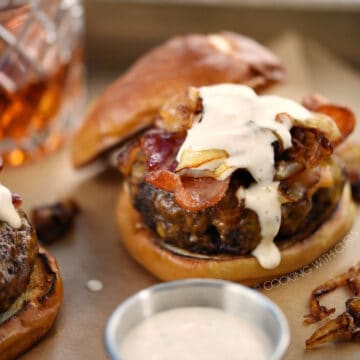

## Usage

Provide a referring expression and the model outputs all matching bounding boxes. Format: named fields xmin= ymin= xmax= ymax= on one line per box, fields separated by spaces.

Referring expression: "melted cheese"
xmin=0 ymin=183 xmax=21 ymax=229
xmin=176 ymin=84 xmax=322 ymax=269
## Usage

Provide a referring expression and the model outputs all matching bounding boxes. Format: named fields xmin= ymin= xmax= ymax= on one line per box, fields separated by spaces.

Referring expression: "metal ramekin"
xmin=105 ymin=279 xmax=290 ymax=360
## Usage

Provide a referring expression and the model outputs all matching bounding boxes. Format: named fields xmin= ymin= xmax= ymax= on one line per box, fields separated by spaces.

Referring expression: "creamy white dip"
xmin=176 ymin=84 xmax=324 ymax=269
xmin=120 ymin=307 xmax=271 ymax=360
xmin=0 ymin=183 xmax=21 ymax=229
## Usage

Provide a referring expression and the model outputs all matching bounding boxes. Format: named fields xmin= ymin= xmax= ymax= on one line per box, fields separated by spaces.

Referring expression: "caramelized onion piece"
xmin=177 ymin=148 xmax=229 ymax=172
xmin=287 ymin=127 xmax=333 ymax=167
xmin=275 ymin=161 xmax=304 ymax=180
xmin=158 ymin=88 xmax=203 ymax=132
xmin=279 ymin=166 xmax=321 ymax=202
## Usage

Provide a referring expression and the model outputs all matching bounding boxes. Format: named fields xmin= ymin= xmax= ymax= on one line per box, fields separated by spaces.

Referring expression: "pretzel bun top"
xmin=72 ymin=32 xmax=285 ymax=167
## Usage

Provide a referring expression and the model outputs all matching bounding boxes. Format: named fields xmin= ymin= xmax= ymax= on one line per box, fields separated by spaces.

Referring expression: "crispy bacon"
xmin=11 ymin=192 xmax=22 ymax=207
xmin=142 ymin=130 xmax=231 ymax=211
xmin=141 ymin=131 xmax=229 ymax=211
xmin=146 ymin=169 xmax=230 ymax=211
xmin=302 ymin=94 xmax=355 ymax=145
xmin=117 ymin=129 xmax=229 ymax=211
xmin=141 ymin=129 xmax=185 ymax=171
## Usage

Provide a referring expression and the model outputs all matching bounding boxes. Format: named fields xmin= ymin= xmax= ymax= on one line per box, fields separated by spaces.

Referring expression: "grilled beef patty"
xmin=0 ymin=211 xmax=38 ymax=312
xmin=129 ymin=159 xmax=345 ymax=255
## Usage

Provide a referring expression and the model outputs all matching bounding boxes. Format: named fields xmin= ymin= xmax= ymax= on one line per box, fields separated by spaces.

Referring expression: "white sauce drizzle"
xmin=120 ymin=307 xmax=271 ymax=360
xmin=176 ymin=84 xmax=314 ymax=269
xmin=0 ymin=183 xmax=21 ymax=229
xmin=237 ymin=183 xmax=281 ymax=269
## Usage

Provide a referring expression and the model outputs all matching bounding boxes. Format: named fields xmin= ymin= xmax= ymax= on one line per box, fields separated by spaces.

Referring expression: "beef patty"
xmin=130 ymin=158 xmax=345 ymax=255
xmin=0 ymin=211 xmax=38 ymax=312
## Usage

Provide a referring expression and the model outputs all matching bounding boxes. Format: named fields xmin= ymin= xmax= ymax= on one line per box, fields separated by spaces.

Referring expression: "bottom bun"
xmin=0 ymin=247 xmax=63 ymax=360
xmin=117 ymin=182 xmax=356 ymax=285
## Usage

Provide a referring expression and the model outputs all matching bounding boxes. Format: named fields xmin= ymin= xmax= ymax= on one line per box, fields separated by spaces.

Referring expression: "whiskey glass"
xmin=0 ymin=0 xmax=85 ymax=166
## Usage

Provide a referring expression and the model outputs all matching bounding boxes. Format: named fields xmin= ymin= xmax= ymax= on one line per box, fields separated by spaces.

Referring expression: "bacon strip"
xmin=302 ymin=95 xmax=355 ymax=145
xmin=317 ymin=104 xmax=355 ymax=144
xmin=141 ymin=129 xmax=185 ymax=171
xmin=146 ymin=169 xmax=230 ymax=211
xmin=142 ymin=130 xmax=231 ymax=211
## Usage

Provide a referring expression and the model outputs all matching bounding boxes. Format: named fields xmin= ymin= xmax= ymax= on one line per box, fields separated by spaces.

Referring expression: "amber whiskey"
xmin=0 ymin=1 xmax=84 ymax=166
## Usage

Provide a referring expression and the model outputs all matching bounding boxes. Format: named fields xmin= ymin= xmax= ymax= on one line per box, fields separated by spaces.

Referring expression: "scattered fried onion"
xmin=304 ymin=262 xmax=360 ymax=349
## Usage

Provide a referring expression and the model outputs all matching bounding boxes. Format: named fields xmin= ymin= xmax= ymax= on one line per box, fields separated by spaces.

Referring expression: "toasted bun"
xmin=72 ymin=32 xmax=285 ymax=167
xmin=116 ymin=182 xmax=356 ymax=285
xmin=0 ymin=247 xmax=63 ymax=360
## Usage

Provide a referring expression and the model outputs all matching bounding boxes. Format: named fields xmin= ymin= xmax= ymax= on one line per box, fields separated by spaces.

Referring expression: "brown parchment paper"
xmin=6 ymin=33 xmax=360 ymax=359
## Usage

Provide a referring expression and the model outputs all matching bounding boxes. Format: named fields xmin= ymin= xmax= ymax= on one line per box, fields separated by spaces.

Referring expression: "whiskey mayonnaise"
xmin=0 ymin=183 xmax=21 ymax=229
xmin=176 ymin=84 xmax=317 ymax=269
xmin=120 ymin=307 xmax=271 ymax=360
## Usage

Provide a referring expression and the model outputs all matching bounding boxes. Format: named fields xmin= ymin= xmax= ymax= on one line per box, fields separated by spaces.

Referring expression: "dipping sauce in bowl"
xmin=121 ymin=306 xmax=271 ymax=360
xmin=105 ymin=279 xmax=289 ymax=360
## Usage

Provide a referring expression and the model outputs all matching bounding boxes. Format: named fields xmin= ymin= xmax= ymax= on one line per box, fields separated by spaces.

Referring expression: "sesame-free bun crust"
xmin=0 ymin=247 xmax=63 ymax=360
xmin=72 ymin=32 xmax=285 ymax=167
xmin=116 ymin=183 xmax=356 ymax=285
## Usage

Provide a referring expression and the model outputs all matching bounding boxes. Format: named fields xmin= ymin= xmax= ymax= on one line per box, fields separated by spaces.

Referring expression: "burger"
xmin=0 ymin=181 xmax=62 ymax=359
xmin=72 ymin=32 xmax=356 ymax=284
xmin=114 ymin=85 xmax=356 ymax=284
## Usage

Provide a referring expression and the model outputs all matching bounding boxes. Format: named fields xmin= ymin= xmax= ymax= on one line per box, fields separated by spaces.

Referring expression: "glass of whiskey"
xmin=0 ymin=0 xmax=85 ymax=166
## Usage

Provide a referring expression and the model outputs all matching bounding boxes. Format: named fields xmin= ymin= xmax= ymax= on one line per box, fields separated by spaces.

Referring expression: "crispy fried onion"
xmin=146 ymin=169 xmax=230 ymax=211
xmin=305 ymin=262 xmax=360 ymax=325
xmin=286 ymin=127 xmax=333 ymax=167
xmin=302 ymin=94 xmax=355 ymax=145
xmin=304 ymin=262 xmax=360 ymax=349
xmin=157 ymin=87 xmax=203 ymax=133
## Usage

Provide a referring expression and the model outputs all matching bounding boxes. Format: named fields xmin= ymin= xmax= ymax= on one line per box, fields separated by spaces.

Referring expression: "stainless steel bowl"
xmin=105 ymin=279 xmax=290 ymax=360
